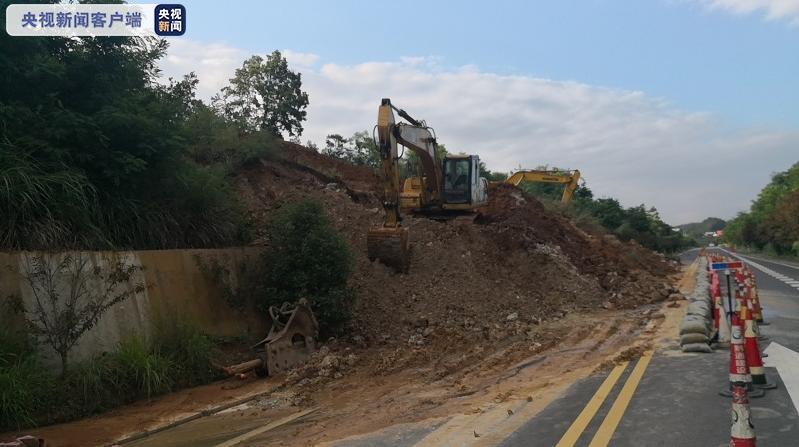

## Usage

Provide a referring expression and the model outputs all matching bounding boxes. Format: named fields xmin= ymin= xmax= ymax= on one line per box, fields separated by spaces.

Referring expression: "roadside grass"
xmin=0 ymin=319 xmax=218 ymax=431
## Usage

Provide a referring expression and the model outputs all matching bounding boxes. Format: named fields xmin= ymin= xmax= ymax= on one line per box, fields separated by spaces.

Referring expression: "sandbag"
xmin=680 ymin=317 xmax=710 ymax=336
xmin=680 ymin=332 xmax=709 ymax=345
xmin=681 ymin=342 xmax=713 ymax=353
xmin=687 ymin=302 xmax=711 ymax=318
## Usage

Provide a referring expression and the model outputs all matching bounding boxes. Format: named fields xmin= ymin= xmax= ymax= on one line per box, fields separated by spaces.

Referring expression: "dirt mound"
xmin=235 ymin=142 xmax=677 ymax=374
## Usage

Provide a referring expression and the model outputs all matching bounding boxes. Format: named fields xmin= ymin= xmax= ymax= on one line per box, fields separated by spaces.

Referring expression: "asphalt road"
xmin=496 ymin=247 xmax=799 ymax=447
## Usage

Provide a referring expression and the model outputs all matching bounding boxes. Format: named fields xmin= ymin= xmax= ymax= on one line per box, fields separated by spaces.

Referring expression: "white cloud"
xmin=699 ymin=0 xmax=799 ymax=24
xmin=161 ymin=39 xmax=247 ymax=99
xmin=160 ymin=40 xmax=799 ymax=224
xmin=282 ymin=49 xmax=320 ymax=69
xmin=159 ymin=42 xmax=319 ymax=99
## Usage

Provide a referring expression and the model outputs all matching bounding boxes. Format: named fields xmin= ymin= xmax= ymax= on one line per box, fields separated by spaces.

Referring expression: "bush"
xmin=262 ymin=200 xmax=354 ymax=335
xmin=114 ymin=337 xmax=174 ymax=399
xmin=0 ymin=356 xmax=54 ymax=430
xmin=153 ymin=319 xmax=216 ymax=387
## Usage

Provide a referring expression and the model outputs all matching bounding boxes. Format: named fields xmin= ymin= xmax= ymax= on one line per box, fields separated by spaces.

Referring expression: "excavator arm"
xmin=505 ymin=169 xmax=581 ymax=203
xmin=368 ymin=98 xmax=450 ymax=272
xmin=394 ymin=123 xmax=443 ymax=205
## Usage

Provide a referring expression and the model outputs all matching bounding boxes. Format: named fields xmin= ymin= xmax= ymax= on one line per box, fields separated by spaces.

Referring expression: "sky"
xmin=159 ymin=0 xmax=799 ymax=224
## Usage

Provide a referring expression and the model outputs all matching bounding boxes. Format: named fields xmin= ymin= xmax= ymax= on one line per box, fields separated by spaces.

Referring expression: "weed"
xmin=154 ymin=319 xmax=216 ymax=387
xmin=114 ymin=337 xmax=174 ymax=399
xmin=0 ymin=356 xmax=53 ymax=430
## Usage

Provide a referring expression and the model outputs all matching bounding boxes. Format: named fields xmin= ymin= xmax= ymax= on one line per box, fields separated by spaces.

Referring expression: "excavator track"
xmin=367 ymin=226 xmax=410 ymax=273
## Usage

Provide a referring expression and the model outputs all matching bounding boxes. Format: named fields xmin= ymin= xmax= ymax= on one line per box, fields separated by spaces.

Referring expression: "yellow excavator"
xmin=367 ymin=98 xmax=488 ymax=272
xmin=504 ymin=169 xmax=581 ymax=203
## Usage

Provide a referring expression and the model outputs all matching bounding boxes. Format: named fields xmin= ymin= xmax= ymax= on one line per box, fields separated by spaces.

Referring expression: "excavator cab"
xmin=441 ymin=155 xmax=488 ymax=209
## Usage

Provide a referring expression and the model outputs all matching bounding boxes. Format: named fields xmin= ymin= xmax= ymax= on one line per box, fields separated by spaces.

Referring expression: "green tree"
xmin=401 ymin=143 xmax=449 ymax=179
xmin=216 ymin=50 xmax=309 ymax=137
xmin=479 ymin=161 xmax=507 ymax=182
xmin=262 ymin=200 xmax=354 ymax=335
xmin=322 ymin=131 xmax=380 ymax=168
xmin=323 ymin=134 xmax=348 ymax=160
xmin=20 ymin=253 xmax=144 ymax=375
xmin=725 ymin=161 xmax=799 ymax=254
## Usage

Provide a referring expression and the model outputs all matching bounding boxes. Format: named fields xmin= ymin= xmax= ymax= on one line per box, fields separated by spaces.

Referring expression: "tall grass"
xmin=114 ymin=337 xmax=174 ymax=399
xmin=0 ymin=357 xmax=54 ymax=430
xmin=0 ymin=143 xmax=103 ymax=250
xmin=0 ymin=319 xmax=217 ymax=431
xmin=154 ymin=319 xmax=216 ymax=387
xmin=0 ymin=143 xmax=252 ymax=251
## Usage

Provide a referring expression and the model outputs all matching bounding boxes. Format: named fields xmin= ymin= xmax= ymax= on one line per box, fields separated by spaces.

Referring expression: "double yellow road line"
xmin=555 ymin=352 xmax=654 ymax=447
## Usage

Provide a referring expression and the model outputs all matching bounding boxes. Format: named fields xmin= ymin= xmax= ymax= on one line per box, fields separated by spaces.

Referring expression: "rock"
xmin=667 ymin=293 xmax=684 ymax=302
xmin=408 ymin=334 xmax=425 ymax=346
xmin=667 ymin=301 xmax=680 ymax=308
xmin=413 ymin=317 xmax=429 ymax=328
xmin=601 ymin=301 xmax=615 ymax=310
xmin=345 ymin=354 xmax=358 ymax=367
xmin=320 ymin=354 xmax=339 ymax=370
xmin=650 ymin=312 xmax=665 ymax=319
xmin=506 ymin=312 xmax=519 ymax=322
xmin=352 ymin=335 xmax=366 ymax=348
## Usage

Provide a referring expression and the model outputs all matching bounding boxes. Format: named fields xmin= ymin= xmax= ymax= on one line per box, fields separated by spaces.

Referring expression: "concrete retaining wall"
xmin=0 ymin=248 xmax=268 ymax=367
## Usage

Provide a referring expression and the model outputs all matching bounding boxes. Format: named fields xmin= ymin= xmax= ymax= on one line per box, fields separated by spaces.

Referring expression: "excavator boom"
xmin=505 ymin=169 xmax=581 ymax=203
xmin=367 ymin=99 xmax=410 ymax=273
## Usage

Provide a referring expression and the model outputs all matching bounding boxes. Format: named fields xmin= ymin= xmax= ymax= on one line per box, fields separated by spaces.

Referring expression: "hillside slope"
xmin=235 ymin=143 xmax=678 ymax=365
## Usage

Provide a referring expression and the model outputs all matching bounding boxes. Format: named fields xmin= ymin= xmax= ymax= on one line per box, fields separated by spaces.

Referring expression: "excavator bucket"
xmin=367 ymin=226 xmax=410 ymax=273
xmin=253 ymin=298 xmax=319 ymax=376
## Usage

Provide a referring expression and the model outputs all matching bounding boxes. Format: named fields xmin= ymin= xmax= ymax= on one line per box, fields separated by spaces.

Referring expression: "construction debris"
xmin=222 ymin=298 xmax=319 ymax=378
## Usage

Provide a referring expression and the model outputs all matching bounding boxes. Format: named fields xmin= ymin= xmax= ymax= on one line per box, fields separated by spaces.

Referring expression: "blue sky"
xmin=163 ymin=0 xmax=799 ymax=223
xmin=183 ymin=0 xmax=798 ymax=129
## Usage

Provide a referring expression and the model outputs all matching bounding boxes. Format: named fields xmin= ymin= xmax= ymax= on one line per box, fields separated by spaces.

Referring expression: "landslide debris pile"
xmin=236 ymin=143 xmax=677 ymax=364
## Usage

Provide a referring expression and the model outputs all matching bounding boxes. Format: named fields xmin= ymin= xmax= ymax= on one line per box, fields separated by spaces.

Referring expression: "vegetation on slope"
xmin=725 ymin=161 xmax=799 ymax=256
xmin=517 ymin=174 xmax=694 ymax=253
xmin=0 ymin=4 xmax=308 ymax=250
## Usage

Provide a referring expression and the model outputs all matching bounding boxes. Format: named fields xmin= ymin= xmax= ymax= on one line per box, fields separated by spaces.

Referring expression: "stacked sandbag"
xmin=680 ymin=257 xmax=713 ymax=353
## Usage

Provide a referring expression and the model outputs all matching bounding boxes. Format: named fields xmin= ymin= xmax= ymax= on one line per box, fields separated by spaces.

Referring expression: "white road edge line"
xmin=763 ymin=343 xmax=799 ymax=415
xmin=720 ymin=248 xmax=799 ymax=293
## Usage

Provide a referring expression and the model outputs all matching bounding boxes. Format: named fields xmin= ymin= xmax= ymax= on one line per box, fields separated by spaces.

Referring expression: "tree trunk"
xmin=59 ymin=351 xmax=68 ymax=378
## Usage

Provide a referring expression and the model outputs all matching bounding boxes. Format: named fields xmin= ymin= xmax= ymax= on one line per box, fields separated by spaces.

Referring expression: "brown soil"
xmin=236 ymin=142 xmax=678 ymax=363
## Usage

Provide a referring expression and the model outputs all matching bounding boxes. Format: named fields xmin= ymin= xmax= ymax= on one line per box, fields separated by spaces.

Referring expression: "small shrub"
xmin=262 ymin=200 xmax=354 ymax=335
xmin=0 ymin=295 xmax=32 ymax=365
xmin=154 ymin=319 xmax=216 ymax=387
xmin=0 ymin=356 xmax=54 ymax=430
xmin=59 ymin=355 xmax=126 ymax=418
xmin=113 ymin=337 xmax=174 ymax=399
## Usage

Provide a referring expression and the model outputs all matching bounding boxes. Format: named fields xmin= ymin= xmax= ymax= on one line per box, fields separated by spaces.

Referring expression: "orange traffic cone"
xmin=747 ymin=275 xmax=766 ymax=325
xmin=742 ymin=296 xmax=776 ymax=390
xmin=730 ymin=384 xmax=757 ymax=447
xmin=721 ymin=315 xmax=764 ymax=398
